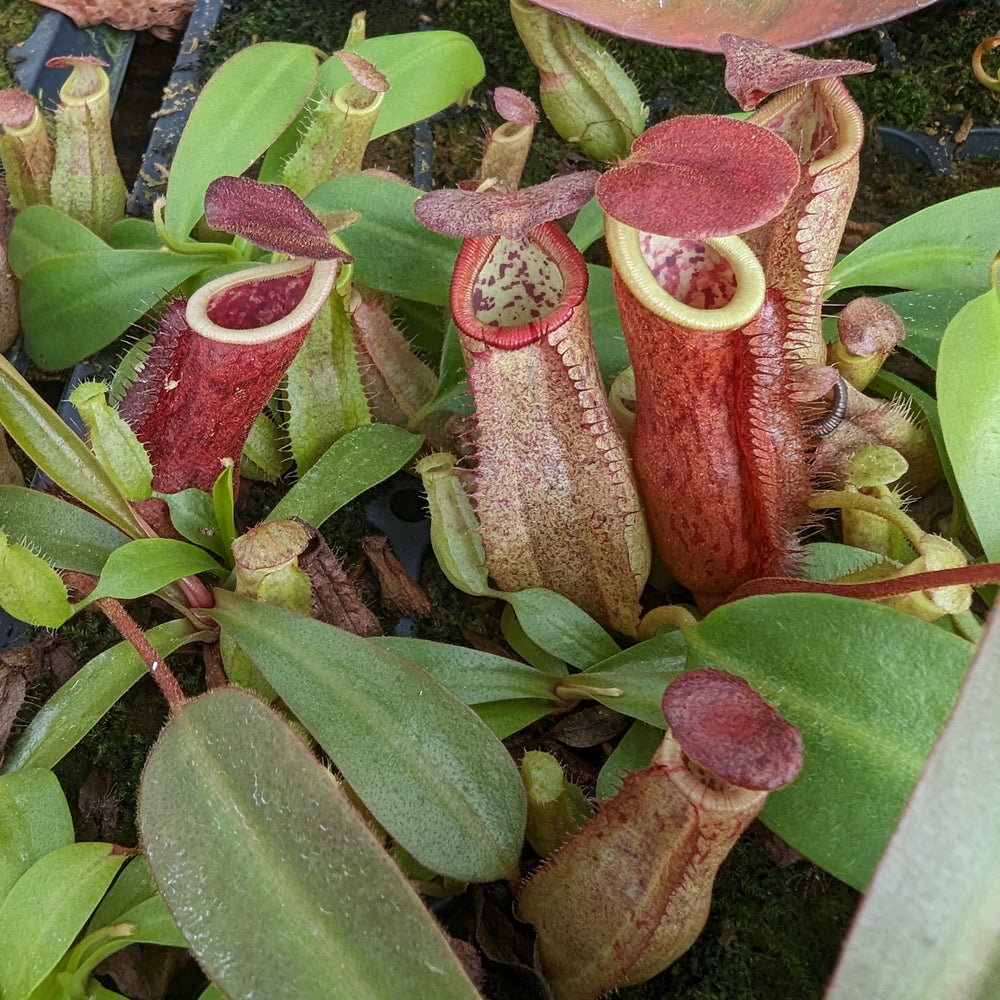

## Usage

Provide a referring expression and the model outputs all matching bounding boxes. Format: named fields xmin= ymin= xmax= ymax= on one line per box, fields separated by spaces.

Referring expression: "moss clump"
xmin=808 ymin=6 xmax=1000 ymax=129
xmin=202 ymin=0 xmax=422 ymax=77
xmin=0 ymin=0 xmax=43 ymax=90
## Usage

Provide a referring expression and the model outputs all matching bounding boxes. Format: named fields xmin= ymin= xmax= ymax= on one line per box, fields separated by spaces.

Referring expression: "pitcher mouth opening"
xmin=186 ymin=258 xmax=338 ymax=346
xmin=452 ymin=222 xmax=588 ymax=350
xmin=604 ymin=216 xmax=765 ymax=332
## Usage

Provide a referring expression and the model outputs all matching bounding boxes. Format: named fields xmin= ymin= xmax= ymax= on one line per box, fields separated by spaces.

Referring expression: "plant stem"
xmin=94 ymin=596 xmax=186 ymax=707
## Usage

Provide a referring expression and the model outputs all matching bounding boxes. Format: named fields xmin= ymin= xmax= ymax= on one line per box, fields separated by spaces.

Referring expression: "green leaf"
xmin=157 ymin=488 xmax=228 ymax=562
xmin=343 ymin=31 xmax=484 ymax=138
xmin=586 ymin=264 xmax=630 ymax=387
xmin=938 ymin=287 xmax=1000 ymax=562
xmin=0 ymin=487 xmax=129 ymax=575
xmin=374 ymin=635 xmax=562 ymax=703
xmin=86 ymin=857 xmax=185 ymax=949
xmin=7 ymin=204 xmax=108 ymax=276
xmin=506 ymin=588 xmax=620 ymax=669
xmin=83 ymin=538 xmax=225 ymax=606
xmin=878 ymin=288 xmax=982 ymax=370
xmin=19 ymin=250 xmax=222 ymax=369
xmin=106 ymin=217 xmax=161 ymax=249
xmin=164 ymin=43 xmax=319 ymax=241
xmin=0 ymin=842 xmax=125 ymax=1000
xmin=685 ymin=594 xmax=974 ymax=890
xmin=0 ymin=355 xmax=145 ymax=537
xmin=595 ymin=720 xmax=662 ymax=799
xmin=0 ymin=771 xmax=73 ymax=903
xmin=801 ymin=541 xmax=889 ymax=581
xmin=3 ymin=620 xmax=199 ymax=772
xmin=267 ymin=423 xmax=423 ymax=527
xmin=500 ymin=603 xmax=567 ymax=677
xmin=582 ymin=631 xmax=686 ymax=726
xmin=423 ymin=321 xmax=471 ymax=416
xmin=473 ymin=700 xmax=555 ymax=739
xmin=210 ymin=591 xmax=526 ymax=882
xmin=140 ymin=688 xmax=483 ymax=1000
xmin=825 ymin=605 xmax=1000 ymax=1000
xmin=568 ymin=196 xmax=605 ymax=252
xmin=211 ymin=464 xmax=237 ymax=561
xmin=829 ymin=189 xmax=1000 ymax=294
xmin=307 ymin=175 xmax=461 ymax=304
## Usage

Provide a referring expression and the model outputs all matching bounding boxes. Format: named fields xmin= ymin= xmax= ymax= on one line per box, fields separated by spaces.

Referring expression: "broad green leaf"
xmin=685 ymin=594 xmax=974 ymax=890
xmin=506 ymin=588 xmax=620 ymax=669
xmin=0 ymin=487 xmax=128 ymax=574
xmin=595 ymin=720 xmax=663 ymax=799
xmin=825 ymin=606 xmax=1000 ymax=1000
xmin=829 ymin=188 xmax=1000 ymax=294
xmin=0 ymin=354 xmax=145 ymax=537
xmin=106 ymin=217 xmax=161 ymax=249
xmin=7 ymin=204 xmax=108 ymax=275
xmin=474 ymin=700 xmax=556 ymax=739
xmin=308 ymin=175 xmax=461 ymax=304
xmin=140 ymin=688 xmax=483 ymax=1000
xmin=374 ymin=635 xmax=562 ymax=703
xmin=85 ymin=857 xmax=185 ymax=949
xmin=879 ymin=288 xmax=982 ymax=369
xmin=20 ymin=250 xmax=221 ymax=369
xmin=267 ymin=423 xmax=423 ymax=527
xmin=582 ymin=630 xmax=686 ymax=726
xmin=0 ymin=842 xmax=124 ymax=999
xmin=164 ymin=43 xmax=319 ymax=241
xmin=210 ymin=591 xmax=526 ymax=882
xmin=938 ymin=287 xmax=1000 ymax=562
xmin=342 ymin=31 xmax=483 ymax=138
xmin=0 ymin=771 xmax=73 ymax=903
xmin=500 ymin=603 xmax=567 ymax=677
xmin=3 ymin=620 xmax=199 ymax=772
xmin=83 ymin=538 xmax=225 ymax=606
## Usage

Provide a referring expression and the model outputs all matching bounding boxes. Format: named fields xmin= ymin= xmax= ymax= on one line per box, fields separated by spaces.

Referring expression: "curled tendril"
xmin=972 ymin=35 xmax=1000 ymax=91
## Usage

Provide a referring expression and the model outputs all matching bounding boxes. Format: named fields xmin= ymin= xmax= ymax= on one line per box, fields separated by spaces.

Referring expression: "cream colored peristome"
xmin=603 ymin=216 xmax=765 ymax=333
xmin=185 ymin=257 xmax=338 ymax=345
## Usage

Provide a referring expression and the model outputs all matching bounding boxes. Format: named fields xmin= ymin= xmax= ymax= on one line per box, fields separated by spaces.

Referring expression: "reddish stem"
xmin=725 ymin=562 xmax=1000 ymax=605
xmin=94 ymin=596 xmax=186 ymax=707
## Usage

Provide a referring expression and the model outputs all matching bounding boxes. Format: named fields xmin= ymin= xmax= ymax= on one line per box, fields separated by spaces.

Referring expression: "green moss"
xmin=202 ymin=0 xmax=422 ymax=78
xmin=0 ymin=0 xmax=43 ymax=90
xmin=807 ymin=6 xmax=1000 ymax=129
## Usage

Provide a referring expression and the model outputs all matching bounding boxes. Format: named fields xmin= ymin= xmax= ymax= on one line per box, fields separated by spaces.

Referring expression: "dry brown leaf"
xmin=293 ymin=520 xmax=382 ymax=638
xmin=29 ymin=0 xmax=194 ymax=40
xmin=361 ymin=535 xmax=433 ymax=619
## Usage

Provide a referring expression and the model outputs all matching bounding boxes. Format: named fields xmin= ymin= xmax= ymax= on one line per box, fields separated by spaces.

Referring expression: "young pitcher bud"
xmin=222 ymin=520 xmax=313 ymax=700
xmin=47 ymin=57 xmax=126 ymax=237
xmin=0 ymin=88 xmax=54 ymax=208
xmin=509 ymin=0 xmax=645 ymax=162
xmin=0 ymin=530 xmax=74 ymax=628
xmin=70 ymin=381 xmax=153 ymax=502
xmin=521 ymin=750 xmax=594 ymax=858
